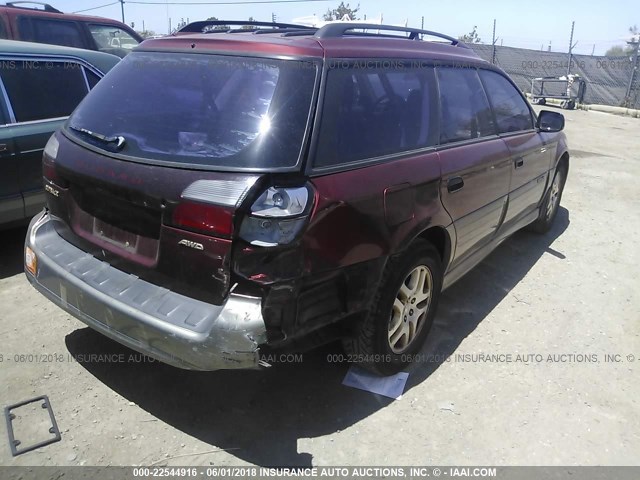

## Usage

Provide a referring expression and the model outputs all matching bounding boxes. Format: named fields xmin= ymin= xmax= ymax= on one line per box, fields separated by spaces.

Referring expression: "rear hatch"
xmin=43 ymin=50 xmax=318 ymax=304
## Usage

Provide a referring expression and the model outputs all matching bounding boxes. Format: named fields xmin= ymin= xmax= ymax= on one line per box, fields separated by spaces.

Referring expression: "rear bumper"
xmin=24 ymin=210 xmax=267 ymax=371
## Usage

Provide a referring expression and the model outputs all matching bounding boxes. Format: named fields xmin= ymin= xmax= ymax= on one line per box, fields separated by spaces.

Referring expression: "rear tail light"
xmin=172 ymin=202 xmax=234 ymax=237
xmin=239 ymin=185 xmax=313 ymax=247
xmin=42 ymin=134 xmax=67 ymax=187
xmin=44 ymin=134 xmax=59 ymax=160
xmin=170 ymin=179 xmax=314 ymax=244
xmin=169 ymin=178 xmax=258 ymax=237
xmin=42 ymin=157 xmax=60 ymax=184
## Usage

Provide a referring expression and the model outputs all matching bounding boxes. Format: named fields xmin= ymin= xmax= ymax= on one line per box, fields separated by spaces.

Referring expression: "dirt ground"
xmin=0 ymin=107 xmax=638 ymax=468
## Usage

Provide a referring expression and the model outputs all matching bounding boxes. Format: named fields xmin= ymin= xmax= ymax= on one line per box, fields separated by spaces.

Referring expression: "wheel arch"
xmin=557 ymin=151 xmax=569 ymax=176
xmin=414 ymin=225 xmax=453 ymax=273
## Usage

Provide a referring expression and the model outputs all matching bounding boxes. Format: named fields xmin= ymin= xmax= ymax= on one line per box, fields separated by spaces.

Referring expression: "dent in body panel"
xmin=27 ymin=212 xmax=266 ymax=371
xmin=307 ymin=150 xmax=445 ymax=271
xmin=233 ymin=151 xmax=449 ymax=344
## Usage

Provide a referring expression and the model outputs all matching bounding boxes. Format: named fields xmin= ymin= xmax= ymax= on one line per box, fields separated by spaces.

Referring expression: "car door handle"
xmin=515 ymin=157 xmax=524 ymax=169
xmin=447 ymin=177 xmax=464 ymax=193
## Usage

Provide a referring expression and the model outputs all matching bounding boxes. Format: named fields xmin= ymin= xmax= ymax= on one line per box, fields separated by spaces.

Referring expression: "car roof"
xmin=0 ymin=4 xmax=132 ymax=26
xmin=0 ymin=39 xmax=121 ymax=73
xmin=139 ymin=23 xmax=485 ymax=66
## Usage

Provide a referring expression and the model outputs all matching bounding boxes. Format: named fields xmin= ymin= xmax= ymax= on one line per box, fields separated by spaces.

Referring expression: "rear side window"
xmin=437 ymin=67 xmax=495 ymax=144
xmin=315 ymin=64 xmax=437 ymax=167
xmin=18 ymin=18 xmax=85 ymax=48
xmin=479 ymin=69 xmax=534 ymax=133
xmin=68 ymin=52 xmax=317 ymax=170
xmin=0 ymin=60 xmax=88 ymax=122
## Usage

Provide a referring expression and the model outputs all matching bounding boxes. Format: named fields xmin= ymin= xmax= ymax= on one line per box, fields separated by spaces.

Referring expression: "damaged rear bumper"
xmin=24 ymin=210 xmax=267 ymax=371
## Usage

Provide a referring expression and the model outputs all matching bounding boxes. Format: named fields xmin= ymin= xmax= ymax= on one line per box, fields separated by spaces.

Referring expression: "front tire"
xmin=343 ymin=241 xmax=443 ymax=375
xmin=528 ymin=165 xmax=566 ymax=234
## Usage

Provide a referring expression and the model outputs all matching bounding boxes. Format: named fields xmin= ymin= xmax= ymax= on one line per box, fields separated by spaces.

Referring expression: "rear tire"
xmin=527 ymin=165 xmax=566 ymax=234
xmin=342 ymin=241 xmax=443 ymax=375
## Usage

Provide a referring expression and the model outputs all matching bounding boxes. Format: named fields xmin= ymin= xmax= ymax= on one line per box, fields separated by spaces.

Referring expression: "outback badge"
xmin=44 ymin=184 xmax=59 ymax=197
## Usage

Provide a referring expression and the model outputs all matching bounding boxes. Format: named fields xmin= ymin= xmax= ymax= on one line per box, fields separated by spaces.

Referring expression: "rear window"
xmin=67 ymin=52 xmax=318 ymax=170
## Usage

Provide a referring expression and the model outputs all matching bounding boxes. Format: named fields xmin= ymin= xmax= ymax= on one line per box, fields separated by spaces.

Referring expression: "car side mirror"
xmin=537 ymin=110 xmax=565 ymax=132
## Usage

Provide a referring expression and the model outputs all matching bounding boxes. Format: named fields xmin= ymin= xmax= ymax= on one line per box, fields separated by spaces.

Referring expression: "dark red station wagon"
xmin=25 ymin=21 xmax=569 ymax=374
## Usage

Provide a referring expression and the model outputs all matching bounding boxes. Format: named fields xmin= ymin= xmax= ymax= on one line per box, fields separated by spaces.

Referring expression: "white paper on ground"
xmin=342 ymin=366 xmax=409 ymax=399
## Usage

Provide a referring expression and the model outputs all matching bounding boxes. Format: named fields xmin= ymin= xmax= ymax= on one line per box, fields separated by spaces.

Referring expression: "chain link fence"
xmin=468 ymin=44 xmax=640 ymax=109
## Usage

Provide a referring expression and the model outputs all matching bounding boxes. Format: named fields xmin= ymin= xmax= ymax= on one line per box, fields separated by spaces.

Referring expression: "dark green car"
xmin=0 ymin=39 xmax=119 ymax=228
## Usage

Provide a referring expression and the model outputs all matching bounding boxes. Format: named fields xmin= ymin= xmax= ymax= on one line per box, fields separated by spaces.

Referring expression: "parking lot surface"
xmin=0 ymin=107 xmax=638 ymax=467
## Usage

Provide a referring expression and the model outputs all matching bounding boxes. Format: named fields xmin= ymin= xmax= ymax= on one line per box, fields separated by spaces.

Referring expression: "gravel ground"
xmin=0 ymin=107 xmax=638 ymax=467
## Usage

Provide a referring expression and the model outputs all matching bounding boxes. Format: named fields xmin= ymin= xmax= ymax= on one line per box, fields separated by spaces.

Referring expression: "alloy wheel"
xmin=388 ymin=265 xmax=433 ymax=353
xmin=546 ymin=171 xmax=563 ymax=220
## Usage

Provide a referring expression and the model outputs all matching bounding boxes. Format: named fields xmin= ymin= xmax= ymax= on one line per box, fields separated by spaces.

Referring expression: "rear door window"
xmin=479 ymin=69 xmax=534 ymax=133
xmin=0 ymin=60 xmax=89 ymax=122
xmin=18 ymin=18 xmax=86 ymax=48
xmin=437 ymin=67 xmax=495 ymax=144
xmin=314 ymin=63 xmax=437 ymax=167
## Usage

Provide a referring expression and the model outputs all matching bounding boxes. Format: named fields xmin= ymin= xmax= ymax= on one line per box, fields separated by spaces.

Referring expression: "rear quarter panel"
xmin=306 ymin=151 xmax=451 ymax=273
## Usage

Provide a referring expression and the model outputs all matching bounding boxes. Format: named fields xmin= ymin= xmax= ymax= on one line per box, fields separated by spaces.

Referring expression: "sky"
xmin=52 ymin=0 xmax=637 ymax=55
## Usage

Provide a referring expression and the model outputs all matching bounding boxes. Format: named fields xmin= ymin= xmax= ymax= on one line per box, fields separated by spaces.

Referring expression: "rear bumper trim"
xmin=25 ymin=210 xmax=267 ymax=371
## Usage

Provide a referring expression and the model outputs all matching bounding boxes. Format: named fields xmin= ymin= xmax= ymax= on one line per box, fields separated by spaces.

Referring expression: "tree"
xmin=605 ymin=45 xmax=629 ymax=56
xmin=136 ymin=29 xmax=156 ymax=39
xmin=605 ymin=25 xmax=639 ymax=57
xmin=205 ymin=16 xmax=230 ymax=30
xmin=458 ymin=25 xmax=482 ymax=44
xmin=323 ymin=2 xmax=360 ymax=21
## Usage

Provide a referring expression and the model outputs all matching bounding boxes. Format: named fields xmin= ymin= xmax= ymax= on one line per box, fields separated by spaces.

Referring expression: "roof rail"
xmin=314 ymin=23 xmax=465 ymax=47
xmin=5 ymin=1 xmax=62 ymax=13
xmin=179 ymin=20 xmax=315 ymax=34
xmin=254 ymin=28 xmax=315 ymax=35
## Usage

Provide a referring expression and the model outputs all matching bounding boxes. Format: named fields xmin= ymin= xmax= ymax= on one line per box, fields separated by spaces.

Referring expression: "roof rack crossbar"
xmin=314 ymin=23 xmax=464 ymax=47
xmin=179 ymin=20 xmax=315 ymax=33
xmin=5 ymin=1 xmax=62 ymax=13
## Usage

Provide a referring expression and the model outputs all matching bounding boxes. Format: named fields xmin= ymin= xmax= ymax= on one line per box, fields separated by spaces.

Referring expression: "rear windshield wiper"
xmin=69 ymin=125 xmax=126 ymax=150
